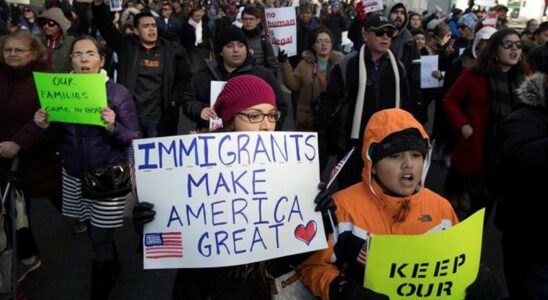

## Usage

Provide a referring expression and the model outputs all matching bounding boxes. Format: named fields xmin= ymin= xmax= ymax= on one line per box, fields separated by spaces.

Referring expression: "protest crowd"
xmin=0 ymin=0 xmax=547 ymax=298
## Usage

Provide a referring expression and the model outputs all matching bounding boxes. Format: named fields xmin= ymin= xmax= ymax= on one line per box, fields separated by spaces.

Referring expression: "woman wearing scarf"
xmin=278 ymin=27 xmax=343 ymax=131
xmin=34 ymin=36 xmax=140 ymax=299
xmin=180 ymin=8 xmax=214 ymax=74
xmin=443 ymin=28 xmax=525 ymax=219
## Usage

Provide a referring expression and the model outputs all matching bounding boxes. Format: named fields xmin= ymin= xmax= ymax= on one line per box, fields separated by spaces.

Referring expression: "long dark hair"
xmin=475 ymin=28 xmax=524 ymax=76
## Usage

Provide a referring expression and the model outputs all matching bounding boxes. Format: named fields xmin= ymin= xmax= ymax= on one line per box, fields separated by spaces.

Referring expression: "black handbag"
xmin=76 ymin=127 xmax=130 ymax=200
xmin=81 ymin=161 xmax=130 ymax=200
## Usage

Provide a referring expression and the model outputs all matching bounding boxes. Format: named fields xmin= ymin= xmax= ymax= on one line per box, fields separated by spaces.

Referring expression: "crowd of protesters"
xmin=1 ymin=0 xmax=548 ymax=298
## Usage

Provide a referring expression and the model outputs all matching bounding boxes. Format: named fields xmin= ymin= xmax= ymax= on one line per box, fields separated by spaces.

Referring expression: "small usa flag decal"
xmin=145 ymin=232 xmax=183 ymax=259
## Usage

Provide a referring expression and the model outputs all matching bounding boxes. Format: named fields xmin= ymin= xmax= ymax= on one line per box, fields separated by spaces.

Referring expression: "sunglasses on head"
xmin=371 ymin=29 xmax=394 ymax=38
xmin=40 ymin=20 xmax=58 ymax=27
xmin=500 ymin=40 xmax=523 ymax=50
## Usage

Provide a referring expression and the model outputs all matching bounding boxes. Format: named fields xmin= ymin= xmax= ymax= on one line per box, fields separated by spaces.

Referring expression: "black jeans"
xmin=86 ymin=221 xmax=116 ymax=262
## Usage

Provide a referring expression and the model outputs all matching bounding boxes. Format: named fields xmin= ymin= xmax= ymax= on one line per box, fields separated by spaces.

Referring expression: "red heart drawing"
xmin=294 ymin=221 xmax=317 ymax=245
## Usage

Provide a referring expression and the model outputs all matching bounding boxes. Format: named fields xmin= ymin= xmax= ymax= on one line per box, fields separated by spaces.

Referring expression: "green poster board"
xmin=364 ymin=209 xmax=485 ymax=299
xmin=33 ymin=72 xmax=108 ymax=127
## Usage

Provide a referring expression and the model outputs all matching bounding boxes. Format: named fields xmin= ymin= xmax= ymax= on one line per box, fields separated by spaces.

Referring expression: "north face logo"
xmin=418 ymin=215 xmax=432 ymax=222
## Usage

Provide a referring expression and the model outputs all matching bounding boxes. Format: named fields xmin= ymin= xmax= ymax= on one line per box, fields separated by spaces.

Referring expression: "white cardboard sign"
xmin=265 ymin=7 xmax=298 ymax=57
xmin=134 ymin=132 xmax=327 ymax=269
xmin=363 ymin=0 xmax=383 ymax=13
xmin=420 ymin=55 xmax=443 ymax=89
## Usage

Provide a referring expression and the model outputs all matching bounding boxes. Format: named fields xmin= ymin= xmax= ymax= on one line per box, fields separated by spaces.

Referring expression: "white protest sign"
xmin=341 ymin=31 xmax=352 ymax=46
xmin=265 ymin=7 xmax=298 ymax=57
xmin=420 ymin=55 xmax=443 ymax=89
xmin=108 ymin=0 xmax=123 ymax=11
xmin=134 ymin=132 xmax=327 ymax=269
xmin=363 ymin=0 xmax=383 ymax=13
xmin=6 ymin=0 xmax=29 ymax=4
xmin=210 ymin=81 xmax=227 ymax=107
xmin=475 ymin=0 xmax=496 ymax=7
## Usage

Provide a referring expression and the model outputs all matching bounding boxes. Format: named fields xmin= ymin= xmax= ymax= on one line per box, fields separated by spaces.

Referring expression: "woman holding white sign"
xmin=33 ymin=36 xmax=140 ymax=299
xmin=135 ymin=75 xmax=321 ymax=299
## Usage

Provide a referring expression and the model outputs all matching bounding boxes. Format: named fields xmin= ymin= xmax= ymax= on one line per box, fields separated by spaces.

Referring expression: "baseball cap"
xmin=364 ymin=15 xmax=396 ymax=32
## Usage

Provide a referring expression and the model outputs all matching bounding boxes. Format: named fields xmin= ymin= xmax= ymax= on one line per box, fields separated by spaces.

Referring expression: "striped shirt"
xmin=62 ymin=169 xmax=126 ymax=228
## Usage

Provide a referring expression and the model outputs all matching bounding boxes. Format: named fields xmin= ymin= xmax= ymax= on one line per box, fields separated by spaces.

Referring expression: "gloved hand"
xmin=314 ymin=182 xmax=336 ymax=213
xmin=315 ymin=182 xmax=337 ymax=234
xmin=277 ymin=49 xmax=288 ymax=63
xmin=133 ymin=201 xmax=156 ymax=236
xmin=465 ymin=265 xmax=501 ymax=300
xmin=329 ymin=276 xmax=389 ymax=300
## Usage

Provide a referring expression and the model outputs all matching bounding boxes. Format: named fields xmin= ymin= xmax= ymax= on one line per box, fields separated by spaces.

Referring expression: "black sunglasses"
xmin=500 ymin=40 xmax=523 ymax=50
xmin=22 ymin=8 xmax=32 ymax=13
xmin=372 ymin=30 xmax=394 ymax=38
xmin=40 ymin=20 xmax=58 ymax=27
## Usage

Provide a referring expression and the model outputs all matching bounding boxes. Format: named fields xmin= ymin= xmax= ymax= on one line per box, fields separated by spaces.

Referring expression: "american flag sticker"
xmin=144 ymin=232 xmax=183 ymax=259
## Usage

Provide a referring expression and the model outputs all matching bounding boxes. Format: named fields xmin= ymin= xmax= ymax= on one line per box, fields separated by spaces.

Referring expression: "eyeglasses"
xmin=500 ymin=40 xmax=523 ymax=50
xmin=315 ymin=39 xmax=332 ymax=45
xmin=40 ymin=20 xmax=58 ymax=27
xmin=70 ymin=51 xmax=100 ymax=59
xmin=371 ymin=30 xmax=394 ymax=38
xmin=3 ymin=48 xmax=31 ymax=55
xmin=237 ymin=110 xmax=281 ymax=123
xmin=22 ymin=8 xmax=32 ymax=13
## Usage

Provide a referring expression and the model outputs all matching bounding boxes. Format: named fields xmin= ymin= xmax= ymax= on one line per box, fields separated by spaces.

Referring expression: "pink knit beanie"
xmin=213 ymin=75 xmax=276 ymax=125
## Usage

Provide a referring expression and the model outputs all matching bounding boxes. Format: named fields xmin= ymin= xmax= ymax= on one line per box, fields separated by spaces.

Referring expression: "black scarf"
xmin=484 ymin=68 xmax=524 ymax=181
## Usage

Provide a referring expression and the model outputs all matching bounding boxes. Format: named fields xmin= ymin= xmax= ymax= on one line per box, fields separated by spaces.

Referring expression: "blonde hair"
xmin=0 ymin=30 xmax=47 ymax=67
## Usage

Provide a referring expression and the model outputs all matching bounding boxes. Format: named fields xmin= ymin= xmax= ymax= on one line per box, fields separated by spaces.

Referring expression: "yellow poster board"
xmin=364 ymin=209 xmax=485 ymax=299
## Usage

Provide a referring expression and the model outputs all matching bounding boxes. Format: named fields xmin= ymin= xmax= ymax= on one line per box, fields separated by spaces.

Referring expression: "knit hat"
xmin=369 ymin=128 xmax=429 ymax=163
xmin=216 ymin=25 xmax=248 ymax=54
xmin=472 ymin=26 xmax=496 ymax=58
xmin=213 ymin=75 xmax=276 ymax=125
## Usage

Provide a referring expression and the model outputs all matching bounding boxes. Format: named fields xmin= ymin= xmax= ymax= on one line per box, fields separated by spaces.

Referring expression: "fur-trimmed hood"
xmin=516 ymin=73 xmax=546 ymax=108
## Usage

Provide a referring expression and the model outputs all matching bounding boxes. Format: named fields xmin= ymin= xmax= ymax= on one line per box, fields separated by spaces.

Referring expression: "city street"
xmin=19 ymin=97 xmax=508 ymax=299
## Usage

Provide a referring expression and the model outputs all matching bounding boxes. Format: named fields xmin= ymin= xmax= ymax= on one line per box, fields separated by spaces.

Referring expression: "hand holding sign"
xmin=34 ymin=108 xmax=50 ymax=129
xmin=101 ymin=107 xmax=116 ymax=133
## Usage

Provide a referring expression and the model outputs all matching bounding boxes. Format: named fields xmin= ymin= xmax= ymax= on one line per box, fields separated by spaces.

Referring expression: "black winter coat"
xmin=314 ymin=48 xmax=410 ymax=154
xmin=496 ymin=72 xmax=548 ymax=262
xmin=92 ymin=2 xmax=192 ymax=136
xmin=185 ymin=56 xmax=288 ymax=130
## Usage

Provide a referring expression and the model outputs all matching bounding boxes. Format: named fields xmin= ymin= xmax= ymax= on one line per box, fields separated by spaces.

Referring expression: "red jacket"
xmin=443 ymin=68 xmax=489 ymax=177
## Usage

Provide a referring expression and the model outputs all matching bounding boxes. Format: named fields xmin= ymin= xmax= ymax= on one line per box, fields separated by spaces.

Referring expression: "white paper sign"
xmin=363 ymin=0 xmax=383 ymax=13
xmin=134 ymin=132 xmax=327 ymax=269
xmin=341 ymin=31 xmax=352 ymax=46
xmin=6 ymin=0 xmax=30 ymax=4
xmin=210 ymin=81 xmax=227 ymax=107
xmin=265 ymin=7 xmax=298 ymax=57
xmin=420 ymin=55 xmax=443 ymax=89
xmin=475 ymin=0 xmax=496 ymax=7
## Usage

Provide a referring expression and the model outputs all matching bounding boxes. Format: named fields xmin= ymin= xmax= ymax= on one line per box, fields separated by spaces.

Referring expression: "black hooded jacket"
xmin=496 ymin=73 xmax=548 ymax=262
